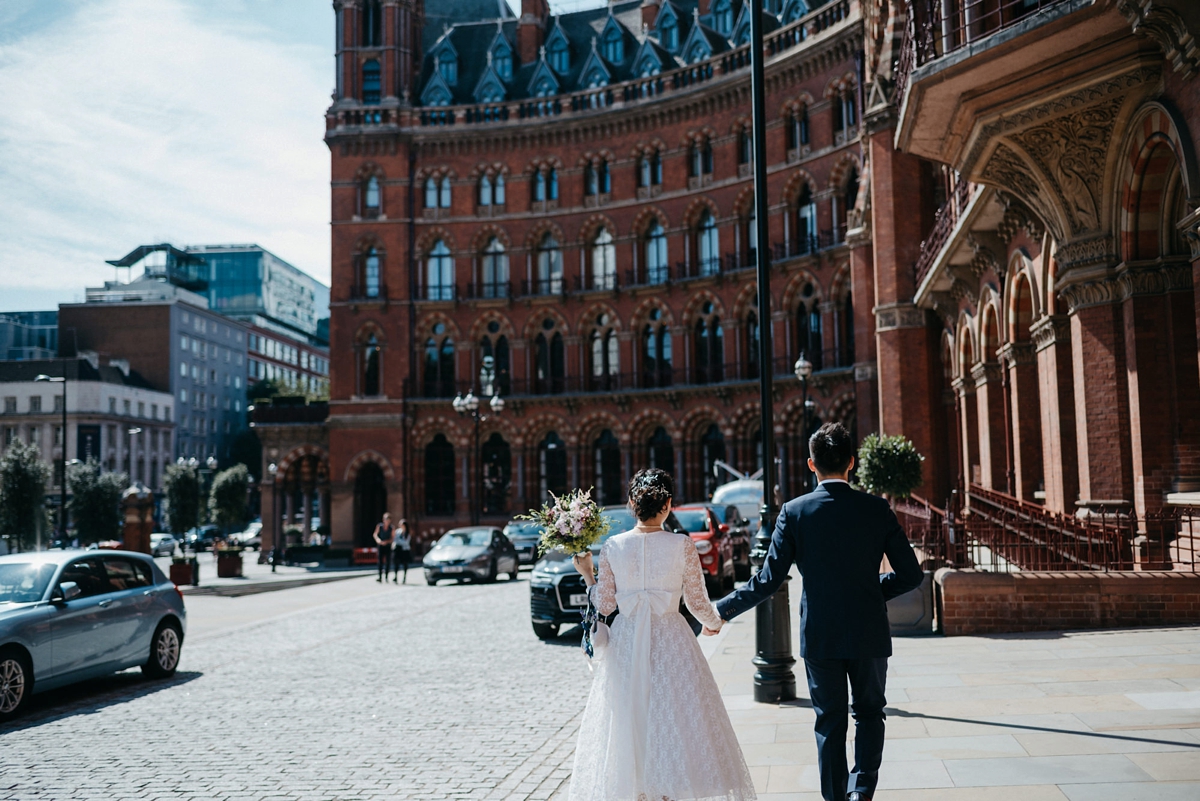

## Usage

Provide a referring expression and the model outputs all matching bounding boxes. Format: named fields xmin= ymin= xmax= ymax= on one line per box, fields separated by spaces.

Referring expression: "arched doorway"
xmin=700 ymin=424 xmax=726 ymax=499
xmin=425 ymin=434 xmax=456 ymax=516
xmin=647 ymin=426 xmax=674 ymax=476
xmin=353 ymin=461 xmax=387 ymax=546
xmin=593 ymin=429 xmax=622 ymax=506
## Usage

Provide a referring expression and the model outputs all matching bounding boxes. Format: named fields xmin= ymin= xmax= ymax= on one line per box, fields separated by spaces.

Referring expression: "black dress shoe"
xmin=847 ymin=793 xmax=871 ymax=801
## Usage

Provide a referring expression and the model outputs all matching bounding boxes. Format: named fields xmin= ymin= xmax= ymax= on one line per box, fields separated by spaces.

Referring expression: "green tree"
xmin=0 ymin=441 xmax=51 ymax=552
xmin=162 ymin=462 xmax=203 ymax=535
xmin=66 ymin=459 xmax=128 ymax=545
xmin=208 ymin=464 xmax=250 ymax=535
xmin=855 ymin=434 xmax=925 ymax=500
xmin=248 ymin=376 xmax=329 ymax=404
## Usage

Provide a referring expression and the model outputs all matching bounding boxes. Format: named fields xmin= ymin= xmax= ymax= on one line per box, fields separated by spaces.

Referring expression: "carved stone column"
xmin=1031 ymin=315 xmax=1079 ymax=514
xmin=952 ymin=376 xmax=979 ymax=487
xmin=1000 ymin=342 xmax=1043 ymax=502
xmin=847 ymin=220 xmax=878 ymax=440
xmin=971 ymin=361 xmax=1006 ymax=491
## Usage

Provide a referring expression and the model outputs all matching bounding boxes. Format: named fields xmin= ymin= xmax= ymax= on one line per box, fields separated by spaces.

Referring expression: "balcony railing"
xmin=913 ymin=177 xmax=974 ymax=289
xmin=895 ymin=0 xmax=1074 ymax=105
xmin=348 ymin=283 xmax=388 ymax=302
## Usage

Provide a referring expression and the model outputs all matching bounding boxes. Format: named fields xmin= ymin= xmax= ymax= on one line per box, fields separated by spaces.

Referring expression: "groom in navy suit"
xmin=715 ymin=422 xmax=923 ymax=801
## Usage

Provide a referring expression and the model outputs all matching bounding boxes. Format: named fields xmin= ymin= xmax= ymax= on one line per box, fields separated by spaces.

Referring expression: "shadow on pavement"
xmin=0 ymin=670 xmax=202 ymax=734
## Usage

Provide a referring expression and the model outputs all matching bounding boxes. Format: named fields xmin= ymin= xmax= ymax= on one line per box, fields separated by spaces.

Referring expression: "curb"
xmin=180 ymin=573 xmax=371 ymax=598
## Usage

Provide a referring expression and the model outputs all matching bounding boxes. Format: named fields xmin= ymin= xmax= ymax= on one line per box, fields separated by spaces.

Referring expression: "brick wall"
xmin=936 ymin=568 xmax=1200 ymax=635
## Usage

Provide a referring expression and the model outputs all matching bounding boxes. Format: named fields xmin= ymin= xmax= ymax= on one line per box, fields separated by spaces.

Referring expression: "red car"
xmin=672 ymin=505 xmax=735 ymax=595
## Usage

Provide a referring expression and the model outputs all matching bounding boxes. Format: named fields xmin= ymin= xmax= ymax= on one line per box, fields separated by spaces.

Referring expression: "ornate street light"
xmin=267 ymin=462 xmax=279 ymax=572
xmin=452 ymin=358 xmax=502 ymax=525
xmin=794 ymin=354 xmax=817 ymax=493
xmin=34 ymin=373 xmax=68 ymax=543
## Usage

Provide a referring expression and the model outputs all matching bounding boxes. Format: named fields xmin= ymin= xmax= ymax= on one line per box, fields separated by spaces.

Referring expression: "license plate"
xmin=569 ymin=593 xmax=588 ymax=606
xmin=442 ymin=566 xmax=463 ymax=573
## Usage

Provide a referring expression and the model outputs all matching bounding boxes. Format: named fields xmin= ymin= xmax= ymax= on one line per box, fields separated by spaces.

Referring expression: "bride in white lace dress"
xmin=568 ymin=469 xmax=756 ymax=801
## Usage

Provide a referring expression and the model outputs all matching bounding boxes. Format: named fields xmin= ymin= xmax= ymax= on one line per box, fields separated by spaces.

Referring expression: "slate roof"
xmin=416 ymin=0 xmax=820 ymax=106
xmin=0 ymin=358 xmax=156 ymax=390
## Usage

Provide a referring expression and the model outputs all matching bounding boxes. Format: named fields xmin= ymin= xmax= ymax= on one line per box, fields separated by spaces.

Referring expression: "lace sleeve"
xmin=681 ymin=540 xmax=722 ymax=629
xmin=589 ymin=545 xmax=617 ymax=616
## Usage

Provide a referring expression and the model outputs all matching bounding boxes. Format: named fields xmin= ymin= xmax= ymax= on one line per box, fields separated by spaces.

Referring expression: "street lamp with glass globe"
xmin=34 ymin=373 xmax=68 ymax=542
xmin=267 ymin=462 xmax=279 ymax=571
xmin=794 ymin=353 xmax=817 ymax=493
xmin=452 ymin=360 xmax=503 ymax=525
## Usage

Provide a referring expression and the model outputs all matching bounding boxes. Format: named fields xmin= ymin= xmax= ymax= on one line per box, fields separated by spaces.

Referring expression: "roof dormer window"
xmin=547 ymin=36 xmax=569 ymax=74
xmin=712 ymin=0 xmax=734 ymax=35
xmin=439 ymin=52 xmax=458 ymax=86
xmin=601 ymin=26 xmax=623 ymax=63
xmin=494 ymin=46 xmax=512 ymax=81
xmin=660 ymin=15 xmax=678 ymax=51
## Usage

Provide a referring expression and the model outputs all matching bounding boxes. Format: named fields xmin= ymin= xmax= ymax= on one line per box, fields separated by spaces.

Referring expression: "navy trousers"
xmin=803 ymin=656 xmax=888 ymax=801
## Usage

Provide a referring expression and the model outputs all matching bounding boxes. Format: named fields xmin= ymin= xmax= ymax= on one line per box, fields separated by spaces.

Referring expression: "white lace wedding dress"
xmin=568 ymin=530 xmax=756 ymax=801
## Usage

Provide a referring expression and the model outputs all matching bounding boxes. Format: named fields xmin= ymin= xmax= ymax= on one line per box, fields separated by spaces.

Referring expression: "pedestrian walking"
xmin=392 ymin=518 xmax=411 ymax=583
xmin=373 ymin=513 xmax=395 ymax=582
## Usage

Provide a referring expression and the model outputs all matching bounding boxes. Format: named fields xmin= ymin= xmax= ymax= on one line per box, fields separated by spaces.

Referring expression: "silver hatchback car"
xmin=0 ymin=550 xmax=187 ymax=722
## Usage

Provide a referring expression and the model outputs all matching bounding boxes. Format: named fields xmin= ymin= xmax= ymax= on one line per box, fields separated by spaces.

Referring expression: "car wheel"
xmin=142 ymin=621 xmax=182 ymax=679
xmin=532 ymin=622 xmax=558 ymax=640
xmin=426 ymin=577 xmax=438 ymax=586
xmin=486 ymin=559 xmax=498 ymax=583
xmin=0 ymin=647 xmax=32 ymax=722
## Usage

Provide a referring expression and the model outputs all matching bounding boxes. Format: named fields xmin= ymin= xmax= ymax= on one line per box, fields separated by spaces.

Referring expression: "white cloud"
xmin=0 ymin=0 xmax=332 ymax=307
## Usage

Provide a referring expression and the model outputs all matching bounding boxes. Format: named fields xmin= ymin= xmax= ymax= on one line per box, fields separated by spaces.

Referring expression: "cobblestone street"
xmin=1 ymin=575 xmax=589 ymax=801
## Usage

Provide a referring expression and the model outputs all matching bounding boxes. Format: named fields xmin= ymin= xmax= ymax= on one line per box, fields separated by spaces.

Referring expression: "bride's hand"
xmin=573 ymin=552 xmax=595 ymax=583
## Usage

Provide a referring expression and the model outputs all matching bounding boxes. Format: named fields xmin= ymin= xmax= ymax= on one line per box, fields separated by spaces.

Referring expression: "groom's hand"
xmin=701 ymin=624 xmax=721 ymax=636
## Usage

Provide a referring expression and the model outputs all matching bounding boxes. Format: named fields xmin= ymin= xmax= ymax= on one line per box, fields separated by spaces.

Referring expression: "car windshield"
xmin=505 ymin=522 xmax=542 ymax=538
xmin=0 ymin=562 xmax=57 ymax=604
xmin=440 ymin=530 xmax=491 ymax=547
xmin=672 ymin=510 xmax=710 ymax=532
xmin=713 ymin=484 xmax=762 ymax=504
xmin=600 ymin=508 xmax=635 ymax=539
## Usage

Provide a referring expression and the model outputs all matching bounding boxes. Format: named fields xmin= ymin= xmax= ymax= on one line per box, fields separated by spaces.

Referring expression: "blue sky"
xmin=0 ymin=0 xmax=592 ymax=312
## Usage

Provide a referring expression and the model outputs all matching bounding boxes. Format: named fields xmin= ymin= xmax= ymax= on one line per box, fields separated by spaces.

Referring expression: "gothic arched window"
xmin=481 ymin=433 xmax=512 ymax=514
xmin=479 ymin=174 xmax=492 ymax=206
xmin=788 ymin=105 xmax=810 ymax=149
xmin=423 ymin=323 xmax=455 ymax=397
xmin=360 ymin=247 xmax=381 ymax=298
xmin=363 ymin=175 xmax=381 ymax=216
xmin=745 ymin=308 xmax=760 ymax=379
xmin=361 ymin=1 xmax=382 ymax=46
xmin=743 ymin=204 xmax=758 ymax=266
xmin=835 ymin=290 xmax=855 ymax=368
xmin=591 ymin=229 xmax=616 ymax=290
xmin=361 ymin=334 xmax=381 ymax=396
xmin=439 ymin=176 xmax=452 ymax=209
xmin=697 ymin=211 xmax=720 ymax=276
xmin=536 ymin=233 xmax=563 ymax=295
xmin=602 ymin=27 xmax=624 ymax=62
xmin=589 ymin=313 xmax=619 ymax=391
xmin=538 ymin=431 xmax=568 ymax=502
xmin=689 ymin=139 xmax=713 ymax=178
xmin=534 ymin=318 xmax=565 ymax=394
xmin=660 ymin=17 xmax=678 ymax=50
xmin=362 ymin=59 xmax=381 ymax=104
xmin=700 ymin=424 xmax=726 ymax=498
xmin=425 ymin=177 xmax=438 ymax=209
xmin=479 ymin=325 xmax=511 ymax=396
xmin=795 ymin=185 xmax=817 ymax=255
xmin=645 ymin=221 xmax=668 ymax=284
xmin=693 ymin=301 xmax=724 ymax=384
xmin=593 ymin=429 xmax=622 ymax=505
xmin=642 ymin=308 xmax=672 ymax=388
xmin=426 ymin=240 xmax=454 ymax=300
xmin=480 ymin=238 xmax=508 ymax=298
xmin=795 ymin=282 xmax=823 ymax=371
xmin=548 ymin=39 xmax=569 ymax=74
xmin=712 ymin=0 xmax=734 ymax=34
xmin=647 ymin=426 xmax=674 ymax=475
xmin=424 ymin=434 xmax=455 ymax=515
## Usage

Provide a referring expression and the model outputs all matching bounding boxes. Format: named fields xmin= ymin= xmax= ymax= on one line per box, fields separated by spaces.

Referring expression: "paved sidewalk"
xmin=704 ymin=607 xmax=1200 ymax=800
xmin=154 ymin=549 xmax=378 ymax=595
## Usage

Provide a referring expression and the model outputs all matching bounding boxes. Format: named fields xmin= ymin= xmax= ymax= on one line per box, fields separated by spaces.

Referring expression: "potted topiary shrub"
xmin=856 ymin=434 xmax=933 ymax=635
xmin=855 ymin=434 xmax=924 ymax=503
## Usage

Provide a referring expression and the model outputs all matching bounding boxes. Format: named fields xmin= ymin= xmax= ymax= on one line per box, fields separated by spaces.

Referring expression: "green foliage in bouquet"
xmin=518 ymin=488 xmax=611 ymax=556
xmin=855 ymin=434 xmax=925 ymax=500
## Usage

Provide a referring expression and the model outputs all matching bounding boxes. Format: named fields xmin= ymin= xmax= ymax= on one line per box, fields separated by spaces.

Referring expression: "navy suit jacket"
xmin=715 ymin=481 xmax=923 ymax=659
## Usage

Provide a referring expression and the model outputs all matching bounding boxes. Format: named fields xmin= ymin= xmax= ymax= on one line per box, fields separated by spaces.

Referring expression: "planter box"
xmin=170 ymin=561 xmax=199 ymax=586
xmin=216 ymin=552 xmax=244 ymax=578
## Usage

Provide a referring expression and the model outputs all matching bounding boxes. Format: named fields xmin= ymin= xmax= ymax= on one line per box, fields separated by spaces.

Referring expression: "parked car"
xmin=185 ymin=525 xmax=221 ymax=552
xmin=673 ymin=505 xmax=736 ymax=595
xmin=712 ymin=479 xmax=763 ymax=537
xmin=423 ymin=527 xmax=520 ymax=585
xmin=0 ymin=550 xmax=187 ymax=722
xmin=149 ymin=534 xmax=180 ymax=558
xmin=503 ymin=520 xmax=543 ymax=565
xmin=529 ymin=506 xmax=693 ymax=641
xmin=682 ymin=502 xmax=753 ymax=580
xmin=232 ymin=521 xmax=262 ymax=550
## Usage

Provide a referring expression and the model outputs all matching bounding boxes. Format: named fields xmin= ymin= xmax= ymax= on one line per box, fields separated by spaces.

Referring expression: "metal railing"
xmin=895 ymin=0 xmax=1073 ymax=104
xmin=894 ymin=483 xmax=1200 ymax=573
xmin=914 ymin=177 xmax=974 ymax=288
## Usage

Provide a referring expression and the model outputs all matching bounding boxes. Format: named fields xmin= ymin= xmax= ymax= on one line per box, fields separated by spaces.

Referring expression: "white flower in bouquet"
xmin=518 ymin=488 xmax=611 ymax=556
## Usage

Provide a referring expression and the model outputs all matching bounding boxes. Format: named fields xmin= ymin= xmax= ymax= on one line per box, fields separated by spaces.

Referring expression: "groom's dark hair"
xmin=809 ymin=422 xmax=854 ymax=476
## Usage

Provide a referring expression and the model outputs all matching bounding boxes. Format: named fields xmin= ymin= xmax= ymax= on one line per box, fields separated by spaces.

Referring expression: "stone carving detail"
xmin=874 ymin=302 xmax=926 ymax=331
xmin=1031 ymin=315 xmax=1071 ymax=352
xmin=854 ymin=362 xmax=877 ymax=382
xmin=998 ymin=342 xmax=1037 ymax=367
xmin=1056 ymin=236 xmax=1116 ymax=271
xmin=970 ymin=361 xmax=1003 ymax=387
xmin=1060 ymin=277 xmax=1123 ymax=313
xmin=1011 ymin=99 xmax=1122 ymax=236
xmin=982 ymin=144 xmax=1061 ymax=242
xmin=1179 ymin=208 xmax=1200 ymax=260
xmin=996 ymin=192 xmax=1046 ymax=244
xmin=1117 ymin=261 xmax=1194 ymax=298
xmin=1117 ymin=0 xmax=1200 ymax=80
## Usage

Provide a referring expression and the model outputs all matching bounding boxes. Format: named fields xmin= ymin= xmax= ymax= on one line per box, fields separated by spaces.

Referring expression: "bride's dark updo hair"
xmin=628 ymin=468 xmax=674 ymax=520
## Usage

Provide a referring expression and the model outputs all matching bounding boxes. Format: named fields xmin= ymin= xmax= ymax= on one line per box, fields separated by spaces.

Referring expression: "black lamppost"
xmin=266 ymin=462 xmax=279 ymax=571
xmin=34 ymin=373 xmax=67 ymax=542
xmin=747 ymin=0 xmax=795 ymax=704
xmin=794 ymin=354 xmax=816 ymax=493
xmin=452 ymin=385 xmax=504 ymax=525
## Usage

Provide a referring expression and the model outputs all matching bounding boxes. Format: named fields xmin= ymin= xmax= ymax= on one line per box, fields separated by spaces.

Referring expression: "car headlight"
xmin=694 ymin=539 xmax=713 ymax=554
xmin=471 ymin=553 xmax=490 ymax=565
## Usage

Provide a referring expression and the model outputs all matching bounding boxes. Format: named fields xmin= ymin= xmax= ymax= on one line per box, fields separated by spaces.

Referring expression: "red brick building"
xmin=256 ymin=0 xmax=1200 ymax=556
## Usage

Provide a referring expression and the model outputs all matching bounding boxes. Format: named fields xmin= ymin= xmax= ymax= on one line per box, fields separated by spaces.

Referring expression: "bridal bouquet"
xmin=520 ymin=488 xmax=611 ymax=556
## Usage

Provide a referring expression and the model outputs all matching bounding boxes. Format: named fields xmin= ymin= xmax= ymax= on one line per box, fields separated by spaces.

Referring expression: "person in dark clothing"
xmin=373 ymin=513 xmax=394 ymax=582
xmin=391 ymin=519 xmax=411 ymax=583
xmin=714 ymin=422 xmax=923 ymax=801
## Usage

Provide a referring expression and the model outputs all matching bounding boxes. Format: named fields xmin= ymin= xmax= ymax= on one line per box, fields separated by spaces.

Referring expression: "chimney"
xmin=641 ymin=0 xmax=660 ymax=29
xmin=518 ymin=0 xmax=549 ymax=65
